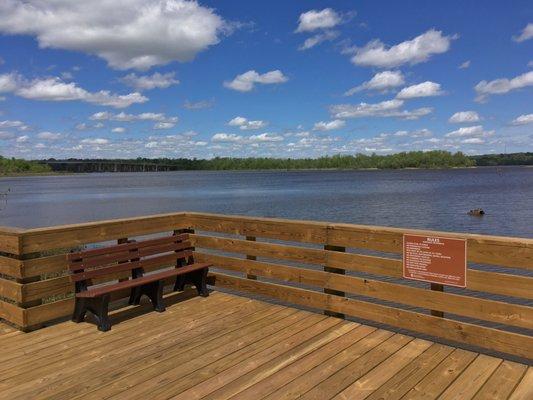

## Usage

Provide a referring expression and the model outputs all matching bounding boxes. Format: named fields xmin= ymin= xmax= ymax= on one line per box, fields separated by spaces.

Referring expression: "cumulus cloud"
xmin=0 ymin=131 xmax=15 ymax=140
xmin=296 ymin=9 xmax=342 ymax=32
xmin=224 ymin=70 xmax=288 ymax=92
xmin=345 ymin=71 xmax=404 ymax=96
xmin=183 ymin=99 xmax=214 ymax=110
xmin=228 ymin=116 xmax=267 ymax=130
xmin=396 ymin=81 xmax=444 ymax=99
xmin=0 ymin=72 xmax=18 ymax=93
xmin=0 ymin=120 xmax=30 ymax=130
xmin=0 ymin=0 xmax=228 ymax=70
xmin=111 ymin=127 xmax=125 ymax=133
xmin=445 ymin=125 xmax=494 ymax=139
xmin=330 ymin=99 xmax=432 ymax=120
xmin=0 ymin=74 xmax=147 ymax=108
xmin=120 ymin=72 xmax=179 ymax=91
xmin=211 ymin=133 xmax=244 ymax=143
xmin=37 ymin=131 xmax=61 ymax=140
xmin=510 ymin=113 xmax=533 ymax=125
xmin=81 ymin=138 xmax=109 ymax=145
xmin=90 ymin=111 xmax=177 ymax=124
xmin=459 ymin=60 xmax=471 ymax=69
xmin=475 ymin=71 xmax=533 ymax=102
xmin=153 ymin=122 xmax=176 ymax=130
xmin=211 ymin=132 xmax=283 ymax=144
xmin=449 ymin=111 xmax=481 ymax=124
xmin=351 ymin=29 xmax=453 ymax=68
xmin=313 ymin=119 xmax=345 ymax=131
xmin=513 ymin=23 xmax=533 ymax=42
xmin=299 ymin=30 xmax=339 ymax=50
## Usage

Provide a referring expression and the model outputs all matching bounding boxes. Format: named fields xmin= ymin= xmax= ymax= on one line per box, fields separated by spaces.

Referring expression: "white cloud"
xmin=299 ymin=30 xmax=339 ymax=50
xmin=0 ymin=131 xmax=15 ymax=140
xmin=16 ymin=135 xmax=29 ymax=143
xmin=90 ymin=111 xmax=177 ymax=124
xmin=449 ymin=111 xmax=481 ymax=124
xmin=111 ymin=127 xmax=125 ymax=133
xmin=0 ymin=119 xmax=29 ymax=130
xmin=248 ymin=133 xmax=283 ymax=142
xmin=81 ymin=138 xmax=109 ymax=145
xmin=345 ymin=71 xmax=404 ymax=96
xmin=396 ymin=81 xmax=444 ymax=99
xmin=183 ymin=99 xmax=214 ymax=110
xmin=0 ymin=0 xmax=228 ymax=70
xmin=37 ymin=131 xmax=61 ymax=140
xmin=313 ymin=119 xmax=345 ymax=131
xmin=211 ymin=132 xmax=283 ymax=144
xmin=445 ymin=125 xmax=494 ymax=138
xmin=459 ymin=60 xmax=471 ymax=69
xmin=475 ymin=71 xmax=533 ymax=102
xmin=330 ymin=99 xmax=432 ymax=120
xmin=513 ymin=23 xmax=533 ymax=42
xmin=461 ymin=138 xmax=485 ymax=145
xmin=296 ymin=9 xmax=341 ymax=32
xmin=228 ymin=116 xmax=267 ymax=130
xmin=351 ymin=29 xmax=453 ymax=68
xmin=0 ymin=72 xmax=18 ymax=93
xmin=211 ymin=133 xmax=243 ymax=143
xmin=510 ymin=113 xmax=533 ymax=125
xmin=120 ymin=72 xmax=179 ymax=91
xmin=224 ymin=70 xmax=288 ymax=92
xmin=153 ymin=122 xmax=176 ymax=130
xmin=1 ymin=75 xmax=148 ymax=108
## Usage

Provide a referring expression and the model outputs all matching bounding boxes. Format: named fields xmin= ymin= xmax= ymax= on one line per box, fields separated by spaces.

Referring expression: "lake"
xmin=1 ymin=166 xmax=532 ymax=238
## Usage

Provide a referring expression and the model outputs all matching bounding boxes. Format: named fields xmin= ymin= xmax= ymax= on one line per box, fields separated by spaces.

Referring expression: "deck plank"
xmin=472 ymin=361 xmax=528 ymax=400
xmin=0 ymin=291 xmax=528 ymax=400
xmin=508 ymin=367 xmax=533 ymax=400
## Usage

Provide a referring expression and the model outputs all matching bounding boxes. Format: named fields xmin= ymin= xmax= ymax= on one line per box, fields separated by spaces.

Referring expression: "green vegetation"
xmin=470 ymin=152 xmax=533 ymax=166
xmin=0 ymin=156 xmax=52 ymax=175
xmin=53 ymin=151 xmax=475 ymax=171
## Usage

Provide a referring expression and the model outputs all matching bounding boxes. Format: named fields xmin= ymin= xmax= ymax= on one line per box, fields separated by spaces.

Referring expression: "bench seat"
xmin=77 ymin=262 xmax=211 ymax=298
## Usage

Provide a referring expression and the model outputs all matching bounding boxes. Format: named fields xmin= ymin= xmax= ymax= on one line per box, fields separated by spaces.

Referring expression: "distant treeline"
xmin=470 ymin=152 xmax=533 ymax=166
xmin=0 ymin=156 xmax=52 ymax=175
xmin=45 ymin=151 xmax=477 ymax=171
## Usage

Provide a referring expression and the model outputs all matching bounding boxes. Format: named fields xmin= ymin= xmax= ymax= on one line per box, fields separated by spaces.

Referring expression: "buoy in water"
xmin=468 ymin=208 xmax=485 ymax=216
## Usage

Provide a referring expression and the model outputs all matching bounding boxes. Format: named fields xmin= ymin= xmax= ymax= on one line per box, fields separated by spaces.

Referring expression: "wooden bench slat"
xmin=76 ymin=263 xmax=210 ymax=298
xmin=70 ymin=250 xmax=193 ymax=282
xmin=69 ymin=240 xmax=191 ymax=271
xmin=67 ymin=233 xmax=189 ymax=261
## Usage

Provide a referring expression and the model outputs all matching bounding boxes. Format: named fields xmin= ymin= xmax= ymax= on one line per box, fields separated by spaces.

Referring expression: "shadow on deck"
xmin=0 ymin=290 xmax=531 ymax=400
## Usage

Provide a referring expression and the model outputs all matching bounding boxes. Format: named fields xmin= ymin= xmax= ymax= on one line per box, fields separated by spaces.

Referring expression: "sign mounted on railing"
xmin=403 ymin=234 xmax=467 ymax=287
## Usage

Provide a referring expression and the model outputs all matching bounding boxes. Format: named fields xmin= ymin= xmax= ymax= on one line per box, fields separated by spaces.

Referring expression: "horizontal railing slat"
xmin=199 ymin=253 xmax=533 ymax=330
xmin=210 ymin=272 xmax=533 ymax=359
xmin=191 ymin=234 xmax=533 ymax=300
xmin=186 ymin=212 xmax=533 ymax=270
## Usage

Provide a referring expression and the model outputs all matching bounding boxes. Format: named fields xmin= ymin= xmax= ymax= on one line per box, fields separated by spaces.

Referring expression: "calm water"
xmin=1 ymin=167 xmax=532 ymax=238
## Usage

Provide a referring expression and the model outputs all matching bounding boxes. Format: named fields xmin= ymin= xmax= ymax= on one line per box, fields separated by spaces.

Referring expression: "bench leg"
xmin=72 ymin=297 xmax=87 ymax=323
xmin=72 ymin=295 xmax=112 ymax=332
xmin=133 ymin=281 xmax=166 ymax=312
xmin=94 ymin=294 xmax=112 ymax=332
xmin=174 ymin=268 xmax=209 ymax=297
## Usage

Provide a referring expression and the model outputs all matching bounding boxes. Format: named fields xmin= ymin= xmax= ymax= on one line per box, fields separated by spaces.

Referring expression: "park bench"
xmin=67 ymin=233 xmax=210 ymax=331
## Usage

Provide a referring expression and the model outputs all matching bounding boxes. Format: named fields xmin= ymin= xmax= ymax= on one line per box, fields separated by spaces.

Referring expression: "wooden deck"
xmin=0 ymin=291 xmax=530 ymax=400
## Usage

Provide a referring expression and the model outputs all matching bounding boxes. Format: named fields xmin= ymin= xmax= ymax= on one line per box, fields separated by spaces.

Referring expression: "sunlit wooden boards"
xmin=0 ymin=291 xmax=529 ymax=400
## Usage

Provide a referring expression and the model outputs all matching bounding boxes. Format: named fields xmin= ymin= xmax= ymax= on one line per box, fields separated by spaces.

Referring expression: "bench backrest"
xmin=67 ymin=233 xmax=193 ymax=285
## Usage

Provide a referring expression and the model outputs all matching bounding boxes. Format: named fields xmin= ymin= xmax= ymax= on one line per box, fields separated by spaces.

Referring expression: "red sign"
xmin=403 ymin=234 xmax=467 ymax=287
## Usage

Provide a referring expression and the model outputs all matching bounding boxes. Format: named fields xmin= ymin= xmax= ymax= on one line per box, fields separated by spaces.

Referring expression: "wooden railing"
xmin=0 ymin=211 xmax=531 ymax=360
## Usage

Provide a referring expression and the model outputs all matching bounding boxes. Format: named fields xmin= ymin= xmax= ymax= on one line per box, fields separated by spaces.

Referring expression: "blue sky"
xmin=0 ymin=0 xmax=531 ymax=159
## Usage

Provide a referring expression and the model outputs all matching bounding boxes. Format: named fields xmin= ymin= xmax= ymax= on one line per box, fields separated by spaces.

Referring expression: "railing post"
xmin=323 ymin=244 xmax=345 ymax=319
xmin=245 ymin=236 xmax=257 ymax=280
xmin=430 ymin=283 xmax=444 ymax=317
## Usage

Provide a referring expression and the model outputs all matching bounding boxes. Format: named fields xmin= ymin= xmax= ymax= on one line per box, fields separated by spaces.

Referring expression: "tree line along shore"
xmin=1 ymin=151 xmax=532 ymax=175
